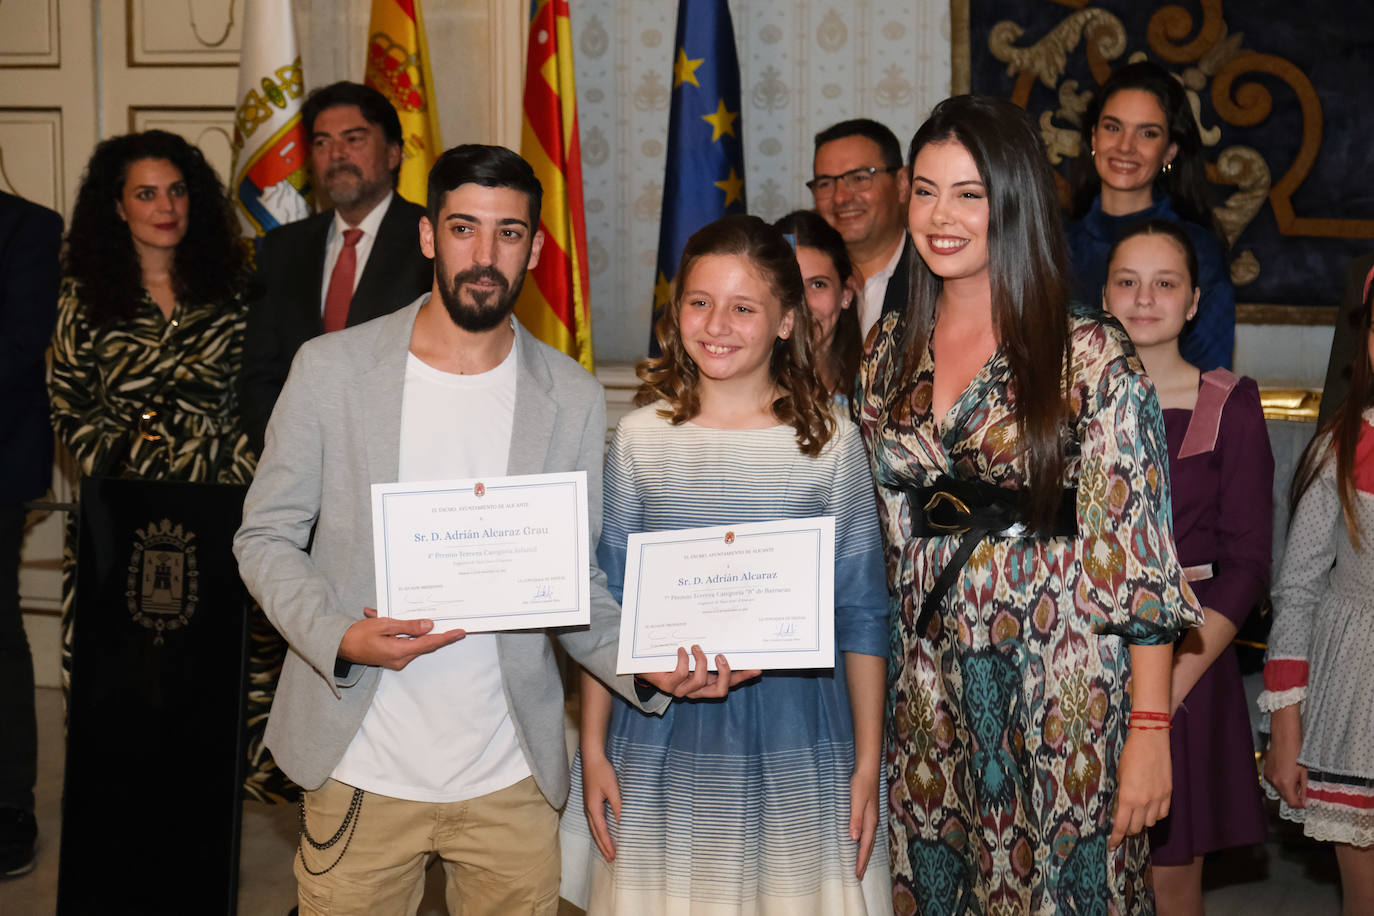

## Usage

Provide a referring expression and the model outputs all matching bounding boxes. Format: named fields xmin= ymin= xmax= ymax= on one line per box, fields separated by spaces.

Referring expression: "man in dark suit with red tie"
xmin=241 ymin=81 xmax=433 ymax=451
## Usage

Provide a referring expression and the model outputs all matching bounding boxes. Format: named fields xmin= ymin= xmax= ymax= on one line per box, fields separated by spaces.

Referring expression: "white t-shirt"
xmin=318 ymin=191 xmax=395 ymax=315
xmin=860 ymin=235 xmax=907 ymax=336
xmin=330 ymin=338 xmax=531 ymax=802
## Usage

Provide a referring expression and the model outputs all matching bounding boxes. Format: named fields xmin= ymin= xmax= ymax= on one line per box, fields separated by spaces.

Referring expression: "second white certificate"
xmin=617 ymin=517 xmax=835 ymax=674
xmin=371 ymin=471 xmax=590 ymax=633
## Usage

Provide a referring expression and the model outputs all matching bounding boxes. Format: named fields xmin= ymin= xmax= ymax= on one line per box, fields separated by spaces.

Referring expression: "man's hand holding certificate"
xmin=371 ymin=471 xmax=591 ymax=633
xmin=617 ymin=517 xmax=836 ymax=674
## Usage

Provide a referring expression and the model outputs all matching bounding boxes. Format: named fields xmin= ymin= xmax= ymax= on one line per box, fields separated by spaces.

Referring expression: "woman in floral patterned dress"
xmin=50 ymin=130 xmax=292 ymax=803
xmin=857 ymin=96 xmax=1204 ymax=914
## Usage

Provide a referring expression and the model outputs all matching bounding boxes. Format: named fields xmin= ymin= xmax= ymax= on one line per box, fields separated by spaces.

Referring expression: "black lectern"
xmin=58 ymin=478 xmax=249 ymax=915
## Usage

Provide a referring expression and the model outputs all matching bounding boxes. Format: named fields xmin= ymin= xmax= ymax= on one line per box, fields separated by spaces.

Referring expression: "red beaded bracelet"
xmin=1129 ymin=711 xmax=1171 ymax=723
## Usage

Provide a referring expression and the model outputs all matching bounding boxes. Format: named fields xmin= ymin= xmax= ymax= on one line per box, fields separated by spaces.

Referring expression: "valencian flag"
xmin=229 ymin=0 xmax=312 ymax=244
xmin=365 ymin=0 xmax=442 ymax=205
xmin=516 ymin=0 xmax=594 ymax=370
xmin=649 ymin=0 xmax=746 ymax=353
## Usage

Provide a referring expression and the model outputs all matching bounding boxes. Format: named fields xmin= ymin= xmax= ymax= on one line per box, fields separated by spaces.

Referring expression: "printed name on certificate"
xmin=371 ymin=471 xmax=591 ymax=633
xmin=616 ymin=517 xmax=835 ymax=673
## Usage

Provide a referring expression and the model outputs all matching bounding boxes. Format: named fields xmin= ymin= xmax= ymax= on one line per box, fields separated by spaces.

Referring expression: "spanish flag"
xmin=516 ymin=0 xmax=594 ymax=371
xmin=364 ymin=0 xmax=441 ymax=206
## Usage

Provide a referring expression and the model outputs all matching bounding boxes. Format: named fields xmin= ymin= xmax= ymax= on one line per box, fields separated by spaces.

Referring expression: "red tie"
xmin=322 ymin=228 xmax=363 ymax=333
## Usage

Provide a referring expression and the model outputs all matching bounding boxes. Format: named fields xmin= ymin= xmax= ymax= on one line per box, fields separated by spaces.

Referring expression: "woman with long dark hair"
xmin=1066 ymin=60 xmax=1236 ymax=371
xmin=858 ymin=96 xmax=1203 ymax=913
xmin=50 ymin=130 xmax=288 ymax=802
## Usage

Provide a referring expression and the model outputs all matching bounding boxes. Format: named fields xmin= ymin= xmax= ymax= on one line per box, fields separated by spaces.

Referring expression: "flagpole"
xmin=413 ymin=0 xmax=443 ymax=169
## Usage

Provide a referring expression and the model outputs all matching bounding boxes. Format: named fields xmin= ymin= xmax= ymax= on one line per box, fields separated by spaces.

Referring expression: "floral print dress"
xmin=857 ymin=305 xmax=1204 ymax=915
xmin=49 ymin=278 xmax=294 ymax=803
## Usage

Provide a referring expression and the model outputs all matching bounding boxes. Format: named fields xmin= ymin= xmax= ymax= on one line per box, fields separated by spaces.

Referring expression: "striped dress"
xmin=559 ymin=402 xmax=893 ymax=914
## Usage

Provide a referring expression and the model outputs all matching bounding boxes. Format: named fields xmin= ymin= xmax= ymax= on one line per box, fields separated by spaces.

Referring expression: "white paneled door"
xmin=3 ymin=1 xmax=240 ymax=684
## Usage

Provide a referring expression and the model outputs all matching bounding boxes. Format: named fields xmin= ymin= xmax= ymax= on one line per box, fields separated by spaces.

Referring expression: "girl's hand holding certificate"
xmin=637 ymin=644 xmax=762 ymax=699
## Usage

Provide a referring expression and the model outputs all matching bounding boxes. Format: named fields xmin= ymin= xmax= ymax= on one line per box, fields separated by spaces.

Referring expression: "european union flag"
xmin=648 ymin=0 xmax=745 ymax=354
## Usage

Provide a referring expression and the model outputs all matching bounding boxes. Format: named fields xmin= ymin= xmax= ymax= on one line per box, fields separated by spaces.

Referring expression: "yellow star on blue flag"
xmin=674 ymin=48 xmax=705 ymax=88
xmin=653 ymin=271 xmax=673 ymax=309
xmin=714 ymin=168 xmax=744 ymax=206
xmin=649 ymin=0 xmax=746 ymax=355
xmin=701 ymin=98 xmax=739 ymax=141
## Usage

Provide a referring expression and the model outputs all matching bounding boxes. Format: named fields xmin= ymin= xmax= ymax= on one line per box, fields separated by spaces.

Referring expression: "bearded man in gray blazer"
xmin=235 ymin=145 xmax=745 ymax=915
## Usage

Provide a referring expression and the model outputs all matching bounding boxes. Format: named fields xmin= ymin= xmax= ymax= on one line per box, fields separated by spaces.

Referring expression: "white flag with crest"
xmin=229 ymin=0 xmax=312 ymax=241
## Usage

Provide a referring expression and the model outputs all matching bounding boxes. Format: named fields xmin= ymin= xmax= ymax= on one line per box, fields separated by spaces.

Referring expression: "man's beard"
xmin=323 ymin=162 xmax=389 ymax=209
xmin=437 ymin=258 xmax=528 ymax=332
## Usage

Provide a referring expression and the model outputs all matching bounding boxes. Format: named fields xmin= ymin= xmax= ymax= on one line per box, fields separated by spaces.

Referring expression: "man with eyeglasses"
xmin=810 ymin=119 xmax=912 ymax=336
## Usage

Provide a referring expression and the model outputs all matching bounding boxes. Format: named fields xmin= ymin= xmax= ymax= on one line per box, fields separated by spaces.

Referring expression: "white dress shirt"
xmin=318 ymin=191 xmax=395 ymax=315
xmin=860 ymin=234 xmax=907 ymax=336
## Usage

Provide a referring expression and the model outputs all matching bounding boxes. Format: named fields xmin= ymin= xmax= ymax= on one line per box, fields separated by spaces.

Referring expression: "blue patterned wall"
xmin=968 ymin=1 xmax=1374 ymax=311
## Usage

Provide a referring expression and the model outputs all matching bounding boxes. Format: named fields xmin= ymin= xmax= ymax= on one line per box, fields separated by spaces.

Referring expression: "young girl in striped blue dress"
xmin=559 ymin=214 xmax=891 ymax=914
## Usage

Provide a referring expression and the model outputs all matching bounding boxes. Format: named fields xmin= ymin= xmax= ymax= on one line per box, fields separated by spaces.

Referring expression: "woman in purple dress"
xmin=1102 ymin=219 xmax=1271 ymax=912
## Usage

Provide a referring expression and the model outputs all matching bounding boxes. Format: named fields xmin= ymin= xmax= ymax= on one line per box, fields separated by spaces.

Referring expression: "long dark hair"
xmin=638 ymin=214 xmax=835 ymax=457
xmin=1290 ymin=287 xmax=1373 ymax=549
xmin=65 ymin=130 xmax=244 ymax=326
xmin=894 ymin=95 xmax=1071 ymax=530
xmin=1068 ymin=60 xmax=1217 ymax=234
xmin=772 ymin=209 xmax=861 ymax=399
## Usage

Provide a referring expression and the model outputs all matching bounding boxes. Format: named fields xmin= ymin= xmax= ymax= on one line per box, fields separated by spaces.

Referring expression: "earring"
xmin=1162 ymin=160 xmax=1174 ymax=175
xmin=1090 ymin=147 xmax=1096 ymax=160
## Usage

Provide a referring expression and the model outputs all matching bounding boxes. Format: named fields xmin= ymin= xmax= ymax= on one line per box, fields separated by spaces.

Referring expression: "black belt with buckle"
xmin=900 ymin=475 xmax=1077 ymax=636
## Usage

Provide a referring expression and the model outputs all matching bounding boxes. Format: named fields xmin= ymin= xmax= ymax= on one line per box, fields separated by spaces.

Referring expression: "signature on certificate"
xmin=531 ymin=583 xmax=554 ymax=600
xmin=774 ymin=620 xmax=797 ymax=637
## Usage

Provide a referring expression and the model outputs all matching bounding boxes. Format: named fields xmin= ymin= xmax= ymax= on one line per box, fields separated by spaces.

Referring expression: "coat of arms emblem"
xmin=126 ymin=519 xmax=199 ymax=645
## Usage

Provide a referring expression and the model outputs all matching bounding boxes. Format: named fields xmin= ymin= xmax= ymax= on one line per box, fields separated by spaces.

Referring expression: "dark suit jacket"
xmin=1317 ymin=250 xmax=1374 ymax=428
xmin=240 ymin=195 xmax=432 ymax=450
xmin=877 ymin=234 xmax=913 ymax=325
xmin=0 ymin=191 xmax=63 ymax=504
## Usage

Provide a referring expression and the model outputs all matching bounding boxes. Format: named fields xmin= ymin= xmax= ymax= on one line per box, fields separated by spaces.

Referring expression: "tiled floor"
xmin=4 ymin=687 xmax=1344 ymax=914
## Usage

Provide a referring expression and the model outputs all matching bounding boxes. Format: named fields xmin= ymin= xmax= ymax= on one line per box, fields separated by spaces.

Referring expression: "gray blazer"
xmin=233 ymin=298 xmax=667 ymax=805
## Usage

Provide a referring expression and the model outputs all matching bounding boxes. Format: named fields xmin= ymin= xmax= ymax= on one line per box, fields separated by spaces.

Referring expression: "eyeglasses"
xmin=806 ymin=166 xmax=900 ymax=198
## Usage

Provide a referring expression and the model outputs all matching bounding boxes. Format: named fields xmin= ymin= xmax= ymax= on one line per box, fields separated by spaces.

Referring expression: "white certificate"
xmin=616 ymin=517 xmax=835 ymax=674
xmin=371 ymin=471 xmax=591 ymax=633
